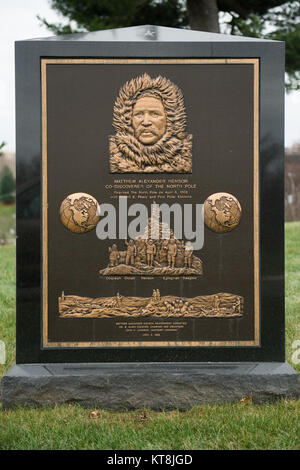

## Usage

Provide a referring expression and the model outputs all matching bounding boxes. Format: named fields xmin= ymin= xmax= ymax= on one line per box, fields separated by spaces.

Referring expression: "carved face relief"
xmin=132 ymin=96 xmax=167 ymax=145
xmin=109 ymin=73 xmax=192 ymax=173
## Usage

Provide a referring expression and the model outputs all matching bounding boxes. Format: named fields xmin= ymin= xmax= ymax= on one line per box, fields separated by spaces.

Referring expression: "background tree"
xmin=285 ymin=141 xmax=300 ymax=221
xmin=0 ymin=166 xmax=15 ymax=204
xmin=0 ymin=141 xmax=6 ymax=158
xmin=39 ymin=0 xmax=300 ymax=89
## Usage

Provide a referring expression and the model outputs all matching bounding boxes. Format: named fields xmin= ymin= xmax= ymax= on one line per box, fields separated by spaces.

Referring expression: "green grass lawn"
xmin=0 ymin=223 xmax=299 ymax=450
xmin=0 ymin=245 xmax=15 ymax=378
xmin=0 ymin=203 xmax=16 ymax=242
xmin=285 ymin=222 xmax=300 ymax=371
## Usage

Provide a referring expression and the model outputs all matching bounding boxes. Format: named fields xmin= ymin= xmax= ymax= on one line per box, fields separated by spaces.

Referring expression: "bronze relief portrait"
xmin=109 ymin=73 xmax=193 ymax=173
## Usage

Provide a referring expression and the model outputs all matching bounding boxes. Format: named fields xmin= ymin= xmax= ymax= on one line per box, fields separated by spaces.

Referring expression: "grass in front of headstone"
xmin=0 ymin=223 xmax=299 ymax=450
xmin=0 ymin=400 xmax=299 ymax=450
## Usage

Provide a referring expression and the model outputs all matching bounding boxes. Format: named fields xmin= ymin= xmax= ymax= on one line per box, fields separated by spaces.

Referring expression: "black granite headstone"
xmin=2 ymin=25 xmax=298 ymax=408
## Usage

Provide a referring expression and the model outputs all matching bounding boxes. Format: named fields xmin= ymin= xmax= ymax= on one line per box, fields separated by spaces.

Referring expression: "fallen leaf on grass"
xmin=89 ymin=410 xmax=100 ymax=419
xmin=139 ymin=411 xmax=148 ymax=421
xmin=240 ymin=397 xmax=253 ymax=404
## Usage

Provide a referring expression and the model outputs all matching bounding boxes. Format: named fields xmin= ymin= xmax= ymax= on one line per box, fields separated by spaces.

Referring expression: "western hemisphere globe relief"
xmin=203 ymin=192 xmax=242 ymax=234
xmin=59 ymin=193 xmax=101 ymax=234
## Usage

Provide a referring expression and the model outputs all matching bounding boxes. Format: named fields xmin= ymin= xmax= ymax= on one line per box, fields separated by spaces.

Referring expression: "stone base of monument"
xmin=1 ymin=362 xmax=299 ymax=410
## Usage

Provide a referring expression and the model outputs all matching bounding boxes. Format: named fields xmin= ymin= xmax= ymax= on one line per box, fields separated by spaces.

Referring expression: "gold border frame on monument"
xmin=41 ymin=58 xmax=260 ymax=348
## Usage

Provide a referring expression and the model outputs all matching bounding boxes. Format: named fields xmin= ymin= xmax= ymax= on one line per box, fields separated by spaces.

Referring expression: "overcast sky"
xmin=0 ymin=0 xmax=299 ymax=151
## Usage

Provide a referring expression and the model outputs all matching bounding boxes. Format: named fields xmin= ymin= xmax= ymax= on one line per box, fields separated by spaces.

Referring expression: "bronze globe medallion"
xmin=60 ymin=193 xmax=100 ymax=234
xmin=204 ymin=192 xmax=242 ymax=233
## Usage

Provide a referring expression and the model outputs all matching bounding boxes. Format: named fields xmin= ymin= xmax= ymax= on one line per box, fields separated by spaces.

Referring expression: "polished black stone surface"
xmin=15 ymin=25 xmax=285 ymax=363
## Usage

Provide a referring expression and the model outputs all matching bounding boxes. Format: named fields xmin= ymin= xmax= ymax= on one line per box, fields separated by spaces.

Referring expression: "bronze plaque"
xmin=42 ymin=59 xmax=259 ymax=348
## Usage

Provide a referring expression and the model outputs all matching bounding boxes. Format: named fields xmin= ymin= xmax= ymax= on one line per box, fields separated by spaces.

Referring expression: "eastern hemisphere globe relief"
xmin=204 ymin=192 xmax=242 ymax=234
xmin=60 ymin=193 xmax=101 ymax=234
